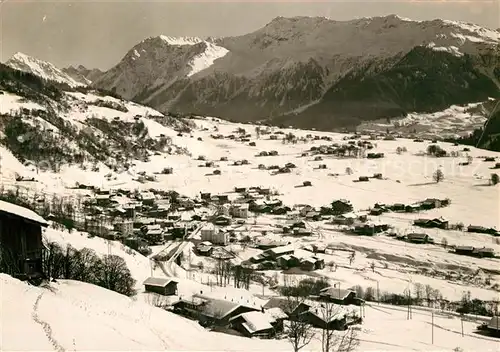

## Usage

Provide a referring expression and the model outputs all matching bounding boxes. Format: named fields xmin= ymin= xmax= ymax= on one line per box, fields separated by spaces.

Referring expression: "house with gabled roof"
xmin=143 ymin=277 xmax=178 ymax=296
xmin=229 ymin=311 xmax=275 ymax=338
xmin=172 ymin=294 xmax=259 ymax=327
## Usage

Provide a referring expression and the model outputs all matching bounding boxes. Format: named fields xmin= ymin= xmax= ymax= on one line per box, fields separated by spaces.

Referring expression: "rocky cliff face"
xmin=63 ymin=65 xmax=104 ymax=85
xmin=92 ymin=15 xmax=500 ymax=129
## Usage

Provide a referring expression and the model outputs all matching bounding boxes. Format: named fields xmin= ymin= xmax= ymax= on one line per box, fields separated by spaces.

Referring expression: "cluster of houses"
xmin=162 ymin=289 xmax=363 ymax=339
xmin=452 ymin=246 xmax=495 ymax=258
xmin=246 ymin=245 xmax=326 ymax=271
xmin=369 ymin=198 xmax=451 ymax=216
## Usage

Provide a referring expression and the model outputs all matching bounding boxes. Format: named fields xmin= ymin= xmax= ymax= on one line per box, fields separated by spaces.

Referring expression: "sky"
xmin=0 ymin=0 xmax=498 ymax=70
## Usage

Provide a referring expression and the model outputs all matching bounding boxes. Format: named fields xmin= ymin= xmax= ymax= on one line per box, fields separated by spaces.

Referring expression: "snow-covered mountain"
xmin=62 ymin=65 xmax=104 ymax=86
xmin=92 ymin=35 xmax=229 ymax=102
xmin=5 ymin=52 xmax=88 ymax=88
xmin=92 ymin=15 xmax=500 ymax=130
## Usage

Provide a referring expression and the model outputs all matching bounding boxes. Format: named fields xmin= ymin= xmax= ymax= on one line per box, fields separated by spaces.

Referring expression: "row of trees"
xmin=43 ymin=241 xmax=136 ymax=296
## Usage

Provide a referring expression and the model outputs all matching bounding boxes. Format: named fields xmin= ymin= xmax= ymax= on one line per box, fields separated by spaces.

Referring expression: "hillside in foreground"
xmin=2 ymin=274 xmax=499 ymax=351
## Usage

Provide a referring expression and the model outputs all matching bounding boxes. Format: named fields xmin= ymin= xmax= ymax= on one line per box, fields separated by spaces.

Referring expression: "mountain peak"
xmin=6 ymin=52 xmax=86 ymax=88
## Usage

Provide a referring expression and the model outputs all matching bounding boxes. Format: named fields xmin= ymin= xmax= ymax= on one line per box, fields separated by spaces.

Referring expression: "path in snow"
xmin=32 ymin=291 xmax=66 ymax=352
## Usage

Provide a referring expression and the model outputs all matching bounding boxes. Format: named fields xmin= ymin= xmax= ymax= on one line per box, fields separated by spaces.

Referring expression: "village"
xmin=1 ymin=118 xmax=500 ymax=345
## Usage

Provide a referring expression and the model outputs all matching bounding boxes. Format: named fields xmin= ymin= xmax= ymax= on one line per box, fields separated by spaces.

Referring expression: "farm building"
xmin=143 ymin=277 xmax=178 ymax=296
xmin=264 ymin=245 xmax=294 ymax=259
xmin=229 ymin=311 xmax=275 ymax=338
xmin=172 ymin=295 xmax=258 ymax=327
xmin=406 ymin=233 xmax=431 ymax=244
xmin=319 ymin=288 xmax=363 ymax=306
xmin=0 ymin=200 xmax=48 ymax=280
xmin=300 ymin=257 xmax=325 ymax=271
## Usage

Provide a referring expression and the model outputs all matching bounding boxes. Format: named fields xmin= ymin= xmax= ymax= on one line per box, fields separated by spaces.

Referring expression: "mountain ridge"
xmin=4 ymin=15 xmax=500 ymax=130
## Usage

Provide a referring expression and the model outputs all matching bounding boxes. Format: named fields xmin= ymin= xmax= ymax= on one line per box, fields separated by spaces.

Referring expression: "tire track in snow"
xmin=32 ymin=292 xmax=66 ymax=352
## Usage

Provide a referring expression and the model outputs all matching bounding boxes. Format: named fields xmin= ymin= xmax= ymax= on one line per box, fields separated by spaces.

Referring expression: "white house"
xmin=200 ymin=224 xmax=229 ymax=245
xmin=230 ymin=203 xmax=249 ymax=218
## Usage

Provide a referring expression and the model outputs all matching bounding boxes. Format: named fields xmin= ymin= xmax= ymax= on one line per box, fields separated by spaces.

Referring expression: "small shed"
xmin=407 ymin=233 xmax=430 ymax=244
xmin=143 ymin=277 xmax=179 ymax=296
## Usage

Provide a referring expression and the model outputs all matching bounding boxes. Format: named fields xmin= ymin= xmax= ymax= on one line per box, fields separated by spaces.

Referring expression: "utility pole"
xmin=377 ymin=281 xmax=380 ymax=305
xmin=461 ymin=314 xmax=464 ymax=337
xmin=431 ymin=309 xmax=434 ymax=344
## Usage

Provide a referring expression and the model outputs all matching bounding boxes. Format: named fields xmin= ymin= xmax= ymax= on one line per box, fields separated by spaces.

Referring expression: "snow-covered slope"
xmin=6 ymin=52 xmax=87 ymax=88
xmin=2 ymin=274 xmax=499 ymax=351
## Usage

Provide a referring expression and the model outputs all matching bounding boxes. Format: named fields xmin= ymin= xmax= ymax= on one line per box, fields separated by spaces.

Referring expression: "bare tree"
xmin=284 ymin=296 xmax=315 ymax=352
xmin=319 ymin=302 xmax=359 ymax=352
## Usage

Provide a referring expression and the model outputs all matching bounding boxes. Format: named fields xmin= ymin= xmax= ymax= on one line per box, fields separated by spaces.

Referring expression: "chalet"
xmin=265 ymin=245 xmax=294 ymax=259
xmin=389 ymin=203 xmax=406 ymax=212
xmin=138 ymin=192 xmax=156 ymax=206
xmin=200 ymin=192 xmax=211 ymax=201
xmin=144 ymin=228 xmax=163 ymax=244
xmin=358 ymin=176 xmax=369 ymax=182
xmin=213 ymin=215 xmax=232 ymax=226
xmin=172 ymin=295 xmax=259 ymax=327
xmin=256 ymin=239 xmax=290 ymax=250
xmin=216 ymin=195 xmax=230 ymax=204
xmin=473 ymin=247 xmax=495 ymax=258
xmin=234 ymin=187 xmax=247 ymax=193
xmin=0 ymin=200 xmax=48 ymax=279
xmin=331 ymin=213 xmax=356 ymax=225
xmin=406 ymin=233 xmax=430 ymax=244
xmin=413 ymin=218 xmax=449 ymax=230
xmin=143 ymin=277 xmax=178 ymax=296
xmin=293 ymin=228 xmax=313 ymax=236
xmin=196 ymin=242 xmax=213 ymax=256
xmin=454 ymin=246 xmax=475 ymax=256
xmin=370 ymin=208 xmax=385 ymax=216
xmin=230 ymin=203 xmax=249 ymax=219
xmin=276 ymin=254 xmax=301 ymax=269
xmin=264 ymin=307 xmax=287 ymax=333
xmin=300 ymin=257 xmax=325 ymax=271
xmin=405 ymin=204 xmax=421 ymax=213
xmin=420 ymin=198 xmax=442 ymax=210
xmin=367 ymin=153 xmax=384 ymax=159
xmin=467 ymin=225 xmax=498 ymax=235
xmin=298 ymin=306 xmax=348 ymax=330
xmin=305 ymin=211 xmax=321 ymax=221
xmin=319 ymin=288 xmax=362 ymax=306
xmin=229 ymin=311 xmax=275 ymax=338
xmin=303 ymin=181 xmax=313 ymax=187
xmin=485 ymin=316 xmax=500 ymax=337
xmin=95 ymin=194 xmax=111 ymax=206
xmin=263 ymin=298 xmax=311 ymax=318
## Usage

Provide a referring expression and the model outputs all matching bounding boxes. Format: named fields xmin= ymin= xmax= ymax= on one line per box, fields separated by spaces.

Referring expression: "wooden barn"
xmin=0 ymin=200 xmax=48 ymax=280
xmin=143 ymin=277 xmax=179 ymax=296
